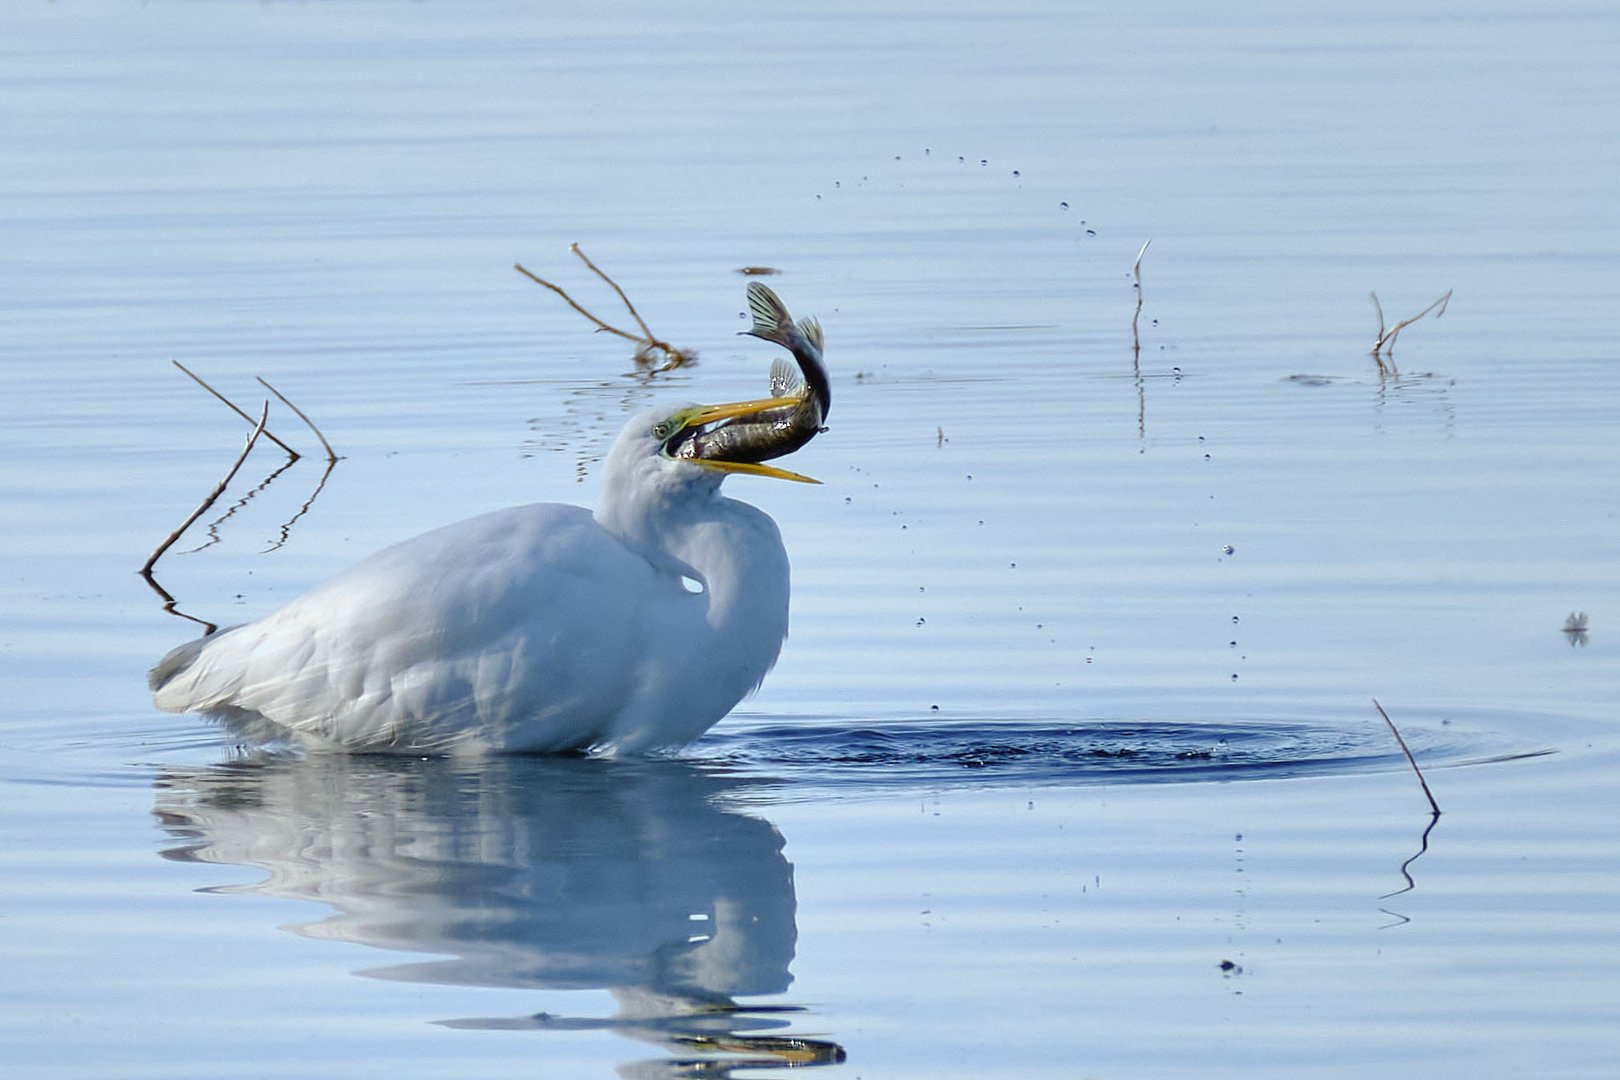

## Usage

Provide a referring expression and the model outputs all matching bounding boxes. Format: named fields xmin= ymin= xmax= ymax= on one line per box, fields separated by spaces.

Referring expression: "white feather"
xmin=151 ymin=406 xmax=792 ymax=755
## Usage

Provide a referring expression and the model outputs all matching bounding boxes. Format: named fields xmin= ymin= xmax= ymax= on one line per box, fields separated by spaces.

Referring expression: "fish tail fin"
xmin=744 ymin=281 xmax=795 ymax=346
xmin=797 ymin=314 xmax=824 ymax=353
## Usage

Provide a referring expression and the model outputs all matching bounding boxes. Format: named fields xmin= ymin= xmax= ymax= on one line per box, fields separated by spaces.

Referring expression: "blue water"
xmin=3 ymin=1 xmax=1619 ymax=1077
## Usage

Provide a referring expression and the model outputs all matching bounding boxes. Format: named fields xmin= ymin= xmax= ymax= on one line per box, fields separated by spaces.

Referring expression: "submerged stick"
xmin=142 ymin=400 xmax=272 ymax=577
xmin=1373 ymin=698 xmax=1441 ymax=817
xmin=172 ymin=361 xmax=300 ymax=459
xmin=256 ymin=376 xmax=339 ymax=462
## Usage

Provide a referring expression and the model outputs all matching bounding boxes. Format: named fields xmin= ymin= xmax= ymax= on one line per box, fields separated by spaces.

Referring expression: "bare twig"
xmin=1371 ymin=288 xmax=1452 ymax=369
xmin=1373 ymin=699 xmax=1441 ymax=817
xmin=144 ymin=375 xmax=341 ymax=630
xmin=142 ymin=400 xmax=271 ymax=578
xmin=513 ymin=262 xmax=644 ymax=345
xmin=171 ymin=361 xmax=300 ymax=459
xmin=256 ymin=376 xmax=339 ymax=462
xmin=514 ymin=247 xmax=695 ymax=371
xmin=570 ymin=242 xmax=657 ymax=344
xmin=1130 ymin=240 xmax=1152 ymax=442
xmin=1131 ymin=239 xmax=1152 ymax=356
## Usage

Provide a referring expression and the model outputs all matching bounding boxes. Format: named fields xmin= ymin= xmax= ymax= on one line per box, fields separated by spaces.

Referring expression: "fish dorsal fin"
xmin=769 ymin=356 xmax=805 ymax=399
xmin=745 ymin=281 xmax=790 ymax=342
xmin=797 ymin=315 xmax=824 ymax=353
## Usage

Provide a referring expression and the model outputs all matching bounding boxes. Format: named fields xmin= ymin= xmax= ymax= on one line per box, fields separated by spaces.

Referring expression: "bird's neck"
xmin=597 ymin=483 xmax=789 ymax=633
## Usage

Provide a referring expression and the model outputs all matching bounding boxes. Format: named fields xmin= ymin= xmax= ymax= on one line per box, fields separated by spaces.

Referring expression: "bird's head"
xmin=652 ymin=397 xmax=821 ymax=485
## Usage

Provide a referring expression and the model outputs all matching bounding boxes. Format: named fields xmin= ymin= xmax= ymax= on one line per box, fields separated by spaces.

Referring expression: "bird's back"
xmin=151 ymin=503 xmax=671 ymax=752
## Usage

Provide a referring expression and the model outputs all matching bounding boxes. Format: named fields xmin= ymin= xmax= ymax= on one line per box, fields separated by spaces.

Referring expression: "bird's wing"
xmin=152 ymin=504 xmax=661 ymax=751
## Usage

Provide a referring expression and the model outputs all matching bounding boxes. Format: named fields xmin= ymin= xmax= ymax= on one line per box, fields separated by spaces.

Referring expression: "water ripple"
xmin=694 ymin=714 xmax=1552 ymax=791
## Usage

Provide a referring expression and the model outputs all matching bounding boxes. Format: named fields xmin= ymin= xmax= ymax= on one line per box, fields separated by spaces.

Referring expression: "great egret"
xmin=150 ymin=283 xmax=829 ymax=754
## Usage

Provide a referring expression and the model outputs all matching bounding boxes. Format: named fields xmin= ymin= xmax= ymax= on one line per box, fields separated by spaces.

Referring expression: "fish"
xmin=674 ymin=282 xmax=830 ymax=466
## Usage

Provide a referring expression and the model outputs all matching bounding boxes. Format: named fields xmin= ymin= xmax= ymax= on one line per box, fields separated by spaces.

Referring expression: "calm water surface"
xmin=2 ymin=2 xmax=1618 ymax=1077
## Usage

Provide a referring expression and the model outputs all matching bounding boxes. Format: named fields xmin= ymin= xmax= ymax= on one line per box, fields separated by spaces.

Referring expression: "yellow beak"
xmin=673 ymin=397 xmax=822 ymax=485
xmin=698 ymin=458 xmax=821 ymax=484
xmin=675 ymin=395 xmax=801 ymax=426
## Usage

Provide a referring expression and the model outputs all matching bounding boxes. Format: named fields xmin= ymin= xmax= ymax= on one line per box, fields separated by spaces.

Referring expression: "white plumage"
xmin=151 ymin=402 xmax=803 ymax=754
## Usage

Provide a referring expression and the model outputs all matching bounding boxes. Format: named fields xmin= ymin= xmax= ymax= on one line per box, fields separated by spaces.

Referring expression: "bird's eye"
xmin=653 ymin=420 xmax=678 ymax=441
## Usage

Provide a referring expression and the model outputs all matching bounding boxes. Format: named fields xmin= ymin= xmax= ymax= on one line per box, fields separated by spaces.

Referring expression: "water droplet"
xmin=1223 ymin=545 xmax=1236 ymax=556
xmin=1060 ymin=201 xmax=1070 ymax=210
xmin=1232 ymin=615 xmax=1241 ymax=624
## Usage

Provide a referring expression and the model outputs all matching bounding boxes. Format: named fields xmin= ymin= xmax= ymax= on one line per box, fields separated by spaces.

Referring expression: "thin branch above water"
xmin=172 ymin=361 xmax=301 ymax=460
xmin=1374 ymin=698 xmax=1441 ymax=817
xmin=515 ymin=244 xmax=697 ymax=372
xmin=1370 ymin=288 xmax=1452 ymax=373
xmin=144 ymin=368 xmax=342 ymax=630
xmin=257 ymin=376 xmax=340 ymax=462
xmin=140 ymin=401 xmax=273 ymax=632
xmin=1131 ymin=238 xmax=1152 ymax=360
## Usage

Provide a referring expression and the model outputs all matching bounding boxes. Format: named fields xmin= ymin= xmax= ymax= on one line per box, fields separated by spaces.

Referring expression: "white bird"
xmin=150 ymin=284 xmax=829 ymax=755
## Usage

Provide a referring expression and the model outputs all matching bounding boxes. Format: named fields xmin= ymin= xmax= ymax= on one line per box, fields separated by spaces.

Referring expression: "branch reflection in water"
xmin=152 ymin=754 xmax=844 ymax=1075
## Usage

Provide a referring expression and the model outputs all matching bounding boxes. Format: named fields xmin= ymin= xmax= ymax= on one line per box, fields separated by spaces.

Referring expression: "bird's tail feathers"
xmin=148 ymin=634 xmax=212 ymax=693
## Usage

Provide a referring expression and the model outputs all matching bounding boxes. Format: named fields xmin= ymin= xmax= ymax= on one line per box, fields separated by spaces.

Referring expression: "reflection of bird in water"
xmin=150 ymin=285 xmax=830 ymax=754
xmin=154 ymin=753 xmax=844 ymax=1074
